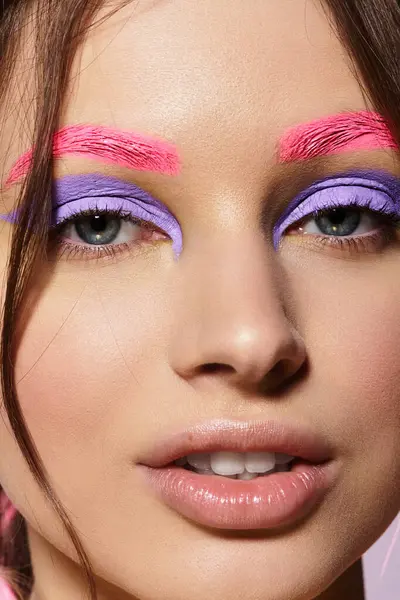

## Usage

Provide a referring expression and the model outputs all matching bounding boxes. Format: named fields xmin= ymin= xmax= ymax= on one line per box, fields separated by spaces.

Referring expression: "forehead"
xmin=1 ymin=0 xmax=372 ymax=198
xmin=63 ymin=0 xmax=366 ymax=164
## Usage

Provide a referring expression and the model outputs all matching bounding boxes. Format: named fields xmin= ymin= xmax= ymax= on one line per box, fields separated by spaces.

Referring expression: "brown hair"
xmin=0 ymin=1 xmax=399 ymax=599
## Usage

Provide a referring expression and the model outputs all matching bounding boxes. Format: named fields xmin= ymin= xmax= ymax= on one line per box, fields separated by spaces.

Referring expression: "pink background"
xmin=363 ymin=513 xmax=400 ymax=599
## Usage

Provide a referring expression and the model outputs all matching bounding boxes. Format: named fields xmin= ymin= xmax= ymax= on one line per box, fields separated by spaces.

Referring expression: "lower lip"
xmin=139 ymin=461 xmax=338 ymax=530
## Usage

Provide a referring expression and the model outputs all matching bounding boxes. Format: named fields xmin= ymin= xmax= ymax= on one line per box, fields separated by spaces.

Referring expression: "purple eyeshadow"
xmin=2 ymin=169 xmax=400 ymax=257
xmin=0 ymin=174 xmax=183 ymax=256
xmin=52 ymin=174 xmax=183 ymax=257
xmin=272 ymin=169 xmax=400 ymax=250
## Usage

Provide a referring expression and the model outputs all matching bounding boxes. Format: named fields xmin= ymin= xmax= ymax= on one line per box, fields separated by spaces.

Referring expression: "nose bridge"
xmin=169 ymin=231 xmax=306 ymax=388
xmin=191 ymin=232 xmax=281 ymax=323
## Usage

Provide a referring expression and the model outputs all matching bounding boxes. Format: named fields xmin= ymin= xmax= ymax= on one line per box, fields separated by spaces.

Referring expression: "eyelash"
xmin=49 ymin=195 xmax=400 ymax=262
xmin=49 ymin=206 xmax=167 ymax=262
xmin=282 ymin=196 xmax=400 ymax=255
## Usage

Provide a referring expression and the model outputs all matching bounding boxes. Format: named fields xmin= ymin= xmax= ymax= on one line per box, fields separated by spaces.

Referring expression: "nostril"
xmin=201 ymin=363 xmax=235 ymax=375
xmin=269 ymin=361 xmax=285 ymax=377
xmin=258 ymin=360 xmax=289 ymax=394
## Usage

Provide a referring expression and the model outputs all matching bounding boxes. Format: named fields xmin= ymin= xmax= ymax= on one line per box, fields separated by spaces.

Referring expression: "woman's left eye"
xmin=281 ymin=202 xmax=400 ymax=255
xmin=289 ymin=206 xmax=379 ymax=237
xmin=273 ymin=178 xmax=400 ymax=255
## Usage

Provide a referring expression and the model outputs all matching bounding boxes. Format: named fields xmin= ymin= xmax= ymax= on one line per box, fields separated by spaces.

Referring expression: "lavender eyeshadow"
xmin=1 ymin=174 xmax=183 ymax=257
xmin=273 ymin=170 xmax=400 ymax=250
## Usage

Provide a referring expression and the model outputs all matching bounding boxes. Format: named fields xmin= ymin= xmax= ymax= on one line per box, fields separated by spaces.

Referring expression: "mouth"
xmin=170 ymin=450 xmax=300 ymax=479
xmin=137 ymin=419 xmax=338 ymax=531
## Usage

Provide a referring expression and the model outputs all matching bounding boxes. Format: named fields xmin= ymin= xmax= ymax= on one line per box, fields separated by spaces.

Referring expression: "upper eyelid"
xmin=51 ymin=174 xmax=183 ymax=257
xmin=271 ymin=171 xmax=400 ymax=250
xmin=283 ymin=183 xmax=397 ymax=221
xmin=262 ymin=166 xmax=399 ymax=231
xmin=51 ymin=193 xmax=176 ymax=230
xmin=52 ymin=174 xmax=165 ymax=208
xmin=4 ymin=168 xmax=398 ymax=232
xmin=53 ymin=205 xmax=141 ymax=225
xmin=277 ymin=171 xmax=400 ymax=220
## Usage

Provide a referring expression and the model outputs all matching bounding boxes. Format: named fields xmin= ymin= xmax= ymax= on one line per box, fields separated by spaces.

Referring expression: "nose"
xmin=169 ymin=232 xmax=307 ymax=393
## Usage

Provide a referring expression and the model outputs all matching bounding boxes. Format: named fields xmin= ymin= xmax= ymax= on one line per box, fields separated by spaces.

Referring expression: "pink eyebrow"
xmin=6 ymin=124 xmax=181 ymax=185
xmin=278 ymin=110 xmax=397 ymax=162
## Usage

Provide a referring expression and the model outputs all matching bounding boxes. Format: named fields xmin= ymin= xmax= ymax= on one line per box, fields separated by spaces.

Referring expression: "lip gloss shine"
xmin=139 ymin=460 xmax=338 ymax=530
xmin=137 ymin=419 xmax=338 ymax=531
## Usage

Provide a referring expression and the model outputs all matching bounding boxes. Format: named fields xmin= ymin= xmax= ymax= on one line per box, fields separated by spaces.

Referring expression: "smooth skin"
xmin=1 ymin=1 xmax=400 ymax=599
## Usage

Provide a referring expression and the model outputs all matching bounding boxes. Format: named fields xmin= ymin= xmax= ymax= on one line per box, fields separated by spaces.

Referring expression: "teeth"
xmin=237 ymin=470 xmax=258 ymax=480
xmin=187 ymin=454 xmax=211 ymax=470
xmin=244 ymin=452 xmax=275 ymax=473
xmin=176 ymin=451 xmax=296 ymax=477
xmin=195 ymin=468 xmax=214 ymax=475
xmin=210 ymin=452 xmax=245 ymax=475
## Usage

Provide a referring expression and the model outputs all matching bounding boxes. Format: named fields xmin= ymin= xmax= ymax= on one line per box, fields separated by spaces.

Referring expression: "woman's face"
xmin=1 ymin=1 xmax=400 ymax=599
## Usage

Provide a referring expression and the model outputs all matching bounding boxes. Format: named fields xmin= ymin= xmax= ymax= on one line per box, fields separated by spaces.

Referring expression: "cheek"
xmin=12 ymin=258 xmax=172 ymax=480
xmin=281 ymin=251 xmax=400 ymax=548
xmin=318 ymin=282 xmax=400 ymax=429
xmin=286 ymin=251 xmax=400 ymax=454
xmin=0 ymin=258 xmax=178 ymax=562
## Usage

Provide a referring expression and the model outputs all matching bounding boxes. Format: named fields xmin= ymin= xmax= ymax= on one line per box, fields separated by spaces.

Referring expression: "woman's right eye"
xmin=62 ymin=213 xmax=140 ymax=246
xmin=57 ymin=211 xmax=168 ymax=250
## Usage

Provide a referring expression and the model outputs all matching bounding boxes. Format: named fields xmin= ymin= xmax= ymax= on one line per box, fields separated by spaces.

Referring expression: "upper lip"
xmin=137 ymin=419 xmax=334 ymax=467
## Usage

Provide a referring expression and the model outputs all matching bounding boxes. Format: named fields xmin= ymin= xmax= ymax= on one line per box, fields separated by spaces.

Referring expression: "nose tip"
xmin=169 ymin=234 xmax=307 ymax=394
xmin=172 ymin=318 xmax=307 ymax=393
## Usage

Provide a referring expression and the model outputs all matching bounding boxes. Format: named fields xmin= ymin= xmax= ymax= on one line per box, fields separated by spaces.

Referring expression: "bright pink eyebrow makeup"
xmin=279 ymin=110 xmax=397 ymax=162
xmin=6 ymin=124 xmax=181 ymax=185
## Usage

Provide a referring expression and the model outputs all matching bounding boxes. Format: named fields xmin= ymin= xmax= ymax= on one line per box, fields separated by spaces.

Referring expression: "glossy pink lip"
xmin=137 ymin=419 xmax=335 ymax=467
xmin=139 ymin=460 xmax=338 ymax=530
xmin=137 ymin=419 xmax=338 ymax=531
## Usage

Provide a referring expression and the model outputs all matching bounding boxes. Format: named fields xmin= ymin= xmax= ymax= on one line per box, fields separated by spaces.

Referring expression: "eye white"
xmin=299 ymin=211 xmax=377 ymax=236
xmin=62 ymin=219 xmax=141 ymax=245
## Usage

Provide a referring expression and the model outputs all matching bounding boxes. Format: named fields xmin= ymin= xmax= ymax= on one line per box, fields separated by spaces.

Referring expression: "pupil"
xmin=75 ymin=214 xmax=121 ymax=245
xmin=329 ymin=208 xmax=347 ymax=224
xmin=91 ymin=215 xmax=107 ymax=232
